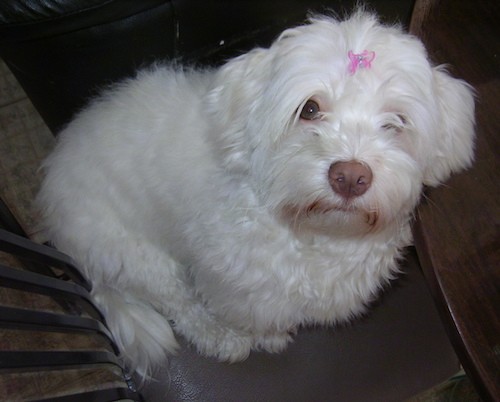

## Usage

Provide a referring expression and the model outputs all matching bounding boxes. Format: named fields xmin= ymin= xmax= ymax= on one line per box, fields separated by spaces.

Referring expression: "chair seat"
xmin=141 ymin=249 xmax=459 ymax=402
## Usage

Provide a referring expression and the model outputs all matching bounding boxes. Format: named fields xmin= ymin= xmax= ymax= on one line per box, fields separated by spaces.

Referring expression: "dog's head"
xmin=208 ymin=11 xmax=475 ymax=236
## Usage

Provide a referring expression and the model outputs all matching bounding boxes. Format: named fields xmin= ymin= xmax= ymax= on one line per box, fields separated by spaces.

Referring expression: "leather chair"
xmin=0 ymin=1 xmax=460 ymax=401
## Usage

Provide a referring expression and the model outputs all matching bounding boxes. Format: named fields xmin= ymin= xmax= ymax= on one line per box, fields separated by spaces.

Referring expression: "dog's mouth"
xmin=282 ymin=200 xmax=379 ymax=229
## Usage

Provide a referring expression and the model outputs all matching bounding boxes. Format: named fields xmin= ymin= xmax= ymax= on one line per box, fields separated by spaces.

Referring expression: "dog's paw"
xmin=193 ymin=326 xmax=253 ymax=362
xmin=253 ymin=331 xmax=294 ymax=354
xmin=172 ymin=311 xmax=253 ymax=361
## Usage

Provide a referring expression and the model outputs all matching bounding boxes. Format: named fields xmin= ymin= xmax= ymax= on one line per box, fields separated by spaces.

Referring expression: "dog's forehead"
xmin=273 ymin=15 xmax=430 ymax=84
xmin=266 ymin=20 xmax=433 ymax=114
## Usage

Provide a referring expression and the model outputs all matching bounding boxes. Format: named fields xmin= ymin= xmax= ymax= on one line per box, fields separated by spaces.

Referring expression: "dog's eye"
xmin=300 ymin=100 xmax=321 ymax=120
xmin=382 ymin=114 xmax=407 ymax=132
xmin=382 ymin=123 xmax=399 ymax=131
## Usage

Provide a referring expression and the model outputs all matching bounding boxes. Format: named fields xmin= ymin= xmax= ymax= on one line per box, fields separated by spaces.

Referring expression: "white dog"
xmin=36 ymin=11 xmax=475 ymax=377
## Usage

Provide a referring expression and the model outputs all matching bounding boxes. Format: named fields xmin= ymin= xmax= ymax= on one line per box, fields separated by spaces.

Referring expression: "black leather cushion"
xmin=0 ymin=0 xmax=168 ymax=40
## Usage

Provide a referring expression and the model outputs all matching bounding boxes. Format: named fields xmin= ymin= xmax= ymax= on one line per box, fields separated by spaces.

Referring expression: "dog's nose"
xmin=329 ymin=161 xmax=373 ymax=199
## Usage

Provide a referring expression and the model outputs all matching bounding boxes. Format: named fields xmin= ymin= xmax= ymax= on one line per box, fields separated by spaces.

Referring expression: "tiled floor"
xmin=0 ymin=59 xmax=481 ymax=402
xmin=0 ymin=59 xmax=55 ymax=241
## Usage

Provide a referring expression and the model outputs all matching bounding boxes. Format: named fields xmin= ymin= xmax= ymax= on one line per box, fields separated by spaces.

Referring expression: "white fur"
xmin=36 ymin=11 xmax=475 ymax=378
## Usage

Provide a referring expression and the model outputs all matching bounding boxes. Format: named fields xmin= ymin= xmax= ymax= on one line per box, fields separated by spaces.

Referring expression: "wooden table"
xmin=410 ymin=1 xmax=500 ymax=400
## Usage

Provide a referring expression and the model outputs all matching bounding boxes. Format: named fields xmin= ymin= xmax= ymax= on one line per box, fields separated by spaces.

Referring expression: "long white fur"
xmin=36 ymin=11 xmax=475 ymax=378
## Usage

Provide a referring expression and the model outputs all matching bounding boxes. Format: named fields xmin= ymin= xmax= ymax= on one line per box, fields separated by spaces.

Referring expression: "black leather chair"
xmin=0 ymin=1 xmax=460 ymax=401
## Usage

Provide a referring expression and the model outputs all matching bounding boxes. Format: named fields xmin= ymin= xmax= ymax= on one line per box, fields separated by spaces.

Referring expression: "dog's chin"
xmin=280 ymin=201 xmax=381 ymax=237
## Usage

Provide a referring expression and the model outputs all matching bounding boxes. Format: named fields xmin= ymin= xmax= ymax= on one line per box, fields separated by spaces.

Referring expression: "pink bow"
xmin=348 ymin=50 xmax=376 ymax=75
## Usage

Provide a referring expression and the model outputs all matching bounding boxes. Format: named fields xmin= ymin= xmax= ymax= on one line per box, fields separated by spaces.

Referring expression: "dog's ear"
xmin=207 ymin=48 xmax=272 ymax=173
xmin=423 ymin=67 xmax=475 ymax=186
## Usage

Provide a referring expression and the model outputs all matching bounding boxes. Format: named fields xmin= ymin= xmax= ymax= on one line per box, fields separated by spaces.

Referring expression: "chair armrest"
xmin=410 ymin=1 xmax=500 ymax=400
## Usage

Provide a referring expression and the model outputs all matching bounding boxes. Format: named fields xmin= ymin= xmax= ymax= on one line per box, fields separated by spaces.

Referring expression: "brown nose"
xmin=329 ymin=161 xmax=373 ymax=199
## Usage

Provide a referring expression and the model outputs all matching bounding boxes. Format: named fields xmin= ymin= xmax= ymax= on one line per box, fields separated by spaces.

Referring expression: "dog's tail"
xmin=92 ymin=287 xmax=179 ymax=379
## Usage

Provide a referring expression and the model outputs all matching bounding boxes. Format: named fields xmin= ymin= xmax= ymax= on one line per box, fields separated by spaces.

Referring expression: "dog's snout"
xmin=329 ymin=161 xmax=373 ymax=199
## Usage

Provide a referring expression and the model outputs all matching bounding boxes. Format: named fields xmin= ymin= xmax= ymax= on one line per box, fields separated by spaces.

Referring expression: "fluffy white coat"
xmin=36 ymin=11 xmax=475 ymax=377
